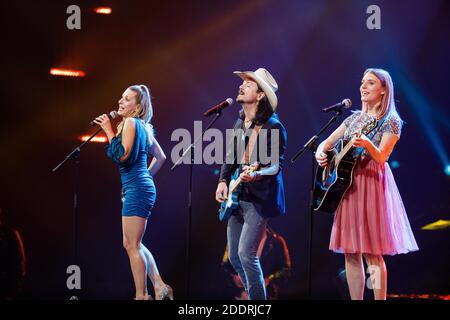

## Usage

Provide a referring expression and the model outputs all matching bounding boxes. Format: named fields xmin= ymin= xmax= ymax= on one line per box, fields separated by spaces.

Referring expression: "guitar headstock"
xmin=361 ymin=117 xmax=378 ymax=136
xmin=245 ymin=161 xmax=260 ymax=173
xmin=351 ymin=117 xmax=378 ymax=140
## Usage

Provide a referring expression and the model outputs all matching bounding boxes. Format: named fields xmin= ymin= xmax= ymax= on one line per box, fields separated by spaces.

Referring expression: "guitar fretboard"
xmin=335 ymin=134 xmax=359 ymax=165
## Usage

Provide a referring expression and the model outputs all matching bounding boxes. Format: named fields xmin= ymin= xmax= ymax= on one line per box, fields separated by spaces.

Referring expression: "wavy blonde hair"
xmin=363 ymin=68 xmax=402 ymax=127
xmin=117 ymin=84 xmax=154 ymax=143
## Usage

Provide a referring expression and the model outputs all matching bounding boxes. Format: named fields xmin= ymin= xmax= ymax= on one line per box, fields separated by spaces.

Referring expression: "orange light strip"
xmin=94 ymin=7 xmax=112 ymax=14
xmin=387 ymin=293 xmax=450 ymax=300
xmin=50 ymin=68 xmax=86 ymax=77
xmin=80 ymin=135 xmax=107 ymax=143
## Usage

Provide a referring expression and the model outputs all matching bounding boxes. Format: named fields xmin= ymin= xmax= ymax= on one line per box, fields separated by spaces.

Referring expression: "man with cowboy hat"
xmin=216 ymin=67 xmax=287 ymax=300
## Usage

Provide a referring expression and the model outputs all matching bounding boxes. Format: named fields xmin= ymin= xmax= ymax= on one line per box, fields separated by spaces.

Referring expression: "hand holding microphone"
xmin=90 ymin=110 xmax=118 ymax=126
xmin=92 ymin=111 xmax=118 ymax=136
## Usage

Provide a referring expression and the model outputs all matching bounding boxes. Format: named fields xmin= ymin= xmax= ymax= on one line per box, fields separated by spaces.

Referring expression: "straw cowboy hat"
xmin=234 ymin=67 xmax=278 ymax=111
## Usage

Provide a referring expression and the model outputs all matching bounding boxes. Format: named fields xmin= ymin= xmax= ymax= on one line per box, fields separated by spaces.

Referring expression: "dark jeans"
xmin=227 ymin=200 xmax=268 ymax=300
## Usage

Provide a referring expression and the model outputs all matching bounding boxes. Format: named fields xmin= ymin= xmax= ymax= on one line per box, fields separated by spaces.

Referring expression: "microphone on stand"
xmin=322 ymin=99 xmax=352 ymax=113
xmin=203 ymin=98 xmax=233 ymax=117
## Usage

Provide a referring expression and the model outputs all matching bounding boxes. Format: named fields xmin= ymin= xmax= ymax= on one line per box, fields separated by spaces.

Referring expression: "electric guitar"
xmin=219 ymin=162 xmax=259 ymax=221
xmin=313 ymin=118 xmax=378 ymax=213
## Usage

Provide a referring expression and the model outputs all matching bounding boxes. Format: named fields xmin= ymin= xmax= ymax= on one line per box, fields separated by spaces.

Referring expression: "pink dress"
xmin=329 ymin=111 xmax=419 ymax=256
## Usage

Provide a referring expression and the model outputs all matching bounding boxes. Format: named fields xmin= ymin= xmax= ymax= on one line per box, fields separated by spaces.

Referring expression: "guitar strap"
xmin=353 ymin=115 xmax=387 ymax=157
xmin=367 ymin=116 xmax=387 ymax=140
xmin=240 ymin=124 xmax=262 ymax=165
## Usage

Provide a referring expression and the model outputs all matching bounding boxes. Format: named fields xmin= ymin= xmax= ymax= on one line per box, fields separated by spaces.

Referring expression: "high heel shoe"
xmin=157 ymin=285 xmax=174 ymax=300
xmin=133 ymin=293 xmax=153 ymax=300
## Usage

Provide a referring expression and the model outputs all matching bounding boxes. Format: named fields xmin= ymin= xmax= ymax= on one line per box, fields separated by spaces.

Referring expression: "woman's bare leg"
xmin=122 ymin=216 xmax=149 ymax=300
xmin=363 ymin=254 xmax=387 ymax=300
xmin=140 ymin=244 xmax=168 ymax=298
xmin=344 ymin=253 xmax=365 ymax=300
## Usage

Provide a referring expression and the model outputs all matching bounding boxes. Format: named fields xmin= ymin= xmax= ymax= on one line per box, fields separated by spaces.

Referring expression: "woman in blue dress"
xmin=94 ymin=84 xmax=173 ymax=300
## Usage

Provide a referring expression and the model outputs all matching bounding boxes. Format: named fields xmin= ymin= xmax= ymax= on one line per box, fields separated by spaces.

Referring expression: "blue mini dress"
xmin=106 ymin=118 xmax=156 ymax=219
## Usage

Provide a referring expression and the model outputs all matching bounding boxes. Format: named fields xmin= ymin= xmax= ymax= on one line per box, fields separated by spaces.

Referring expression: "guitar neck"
xmin=229 ymin=167 xmax=256 ymax=193
xmin=336 ymin=139 xmax=354 ymax=163
xmin=335 ymin=118 xmax=377 ymax=164
xmin=230 ymin=177 xmax=242 ymax=193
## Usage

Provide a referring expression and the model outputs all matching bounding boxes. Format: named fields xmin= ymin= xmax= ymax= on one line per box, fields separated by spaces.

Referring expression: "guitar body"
xmin=313 ymin=117 xmax=378 ymax=213
xmin=219 ymin=168 xmax=241 ymax=221
xmin=313 ymin=140 xmax=358 ymax=213
xmin=218 ymin=162 xmax=259 ymax=221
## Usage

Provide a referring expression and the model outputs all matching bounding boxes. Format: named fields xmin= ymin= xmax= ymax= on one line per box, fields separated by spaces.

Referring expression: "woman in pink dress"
xmin=315 ymin=68 xmax=418 ymax=300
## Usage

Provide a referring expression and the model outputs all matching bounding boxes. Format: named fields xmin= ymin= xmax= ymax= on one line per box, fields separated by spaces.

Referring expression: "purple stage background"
xmin=1 ymin=0 xmax=449 ymax=299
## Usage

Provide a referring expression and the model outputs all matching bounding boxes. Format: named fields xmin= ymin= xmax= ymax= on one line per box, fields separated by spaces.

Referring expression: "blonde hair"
xmin=363 ymin=68 xmax=402 ymax=126
xmin=118 ymin=84 xmax=154 ymax=143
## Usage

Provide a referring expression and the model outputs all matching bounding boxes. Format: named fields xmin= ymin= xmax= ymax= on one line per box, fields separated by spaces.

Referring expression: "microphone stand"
xmin=52 ymin=127 xmax=103 ymax=267
xmin=171 ymin=111 xmax=223 ymax=299
xmin=290 ymin=109 xmax=344 ymax=299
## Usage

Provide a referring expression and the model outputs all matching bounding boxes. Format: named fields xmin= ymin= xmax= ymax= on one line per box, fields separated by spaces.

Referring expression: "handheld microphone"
xmin=322 ymin=99 xmax=352 ymax=113
xmin=90 ymin=110 xmax=119 ymax=126
xmin=203 ymin=98 xmax=233 ymax=117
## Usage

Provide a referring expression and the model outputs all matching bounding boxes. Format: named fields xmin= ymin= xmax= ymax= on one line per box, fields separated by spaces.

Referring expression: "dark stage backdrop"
xmin=0 ymin=0 xmax=449 ymax=299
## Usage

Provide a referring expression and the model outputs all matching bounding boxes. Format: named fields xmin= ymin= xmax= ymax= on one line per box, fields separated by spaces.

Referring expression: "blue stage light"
xmin=390 ymin=160 xmax=400 ymax=169
xmin=445 ymin=165 xmax=450 ymax=176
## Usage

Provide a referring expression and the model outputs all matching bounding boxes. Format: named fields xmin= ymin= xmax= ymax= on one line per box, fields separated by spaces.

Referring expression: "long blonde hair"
xmin=363 ymin=68 xmax=402 ymax=127
xmin=118 ymin=84 xmax=154 ymax=144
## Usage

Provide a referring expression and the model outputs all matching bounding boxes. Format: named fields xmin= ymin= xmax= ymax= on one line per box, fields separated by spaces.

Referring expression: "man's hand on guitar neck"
xmin=240 ymin=171 xmax=260 ymax=183
xmin=240 ymin=163 xmax=261 ymax=183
